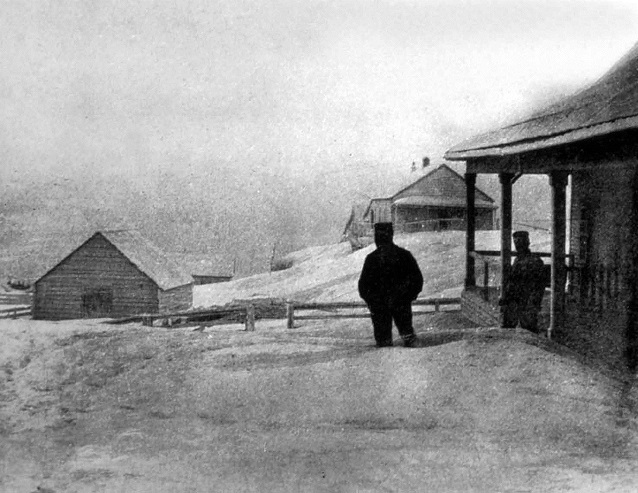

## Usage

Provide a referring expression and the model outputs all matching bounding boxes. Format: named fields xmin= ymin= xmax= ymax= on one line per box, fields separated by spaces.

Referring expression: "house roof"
xmin=393 ymin=196 xmax=495 ymax=208
xmin=361 ymin=164 xmax=496 ymax=216
xmin=37 ymin=230 xmax=193 ymax=290
xmin=445 ymin=41 xmax=638 ymax=160
xmin=392 ymin=164 xmax=495 ymax=204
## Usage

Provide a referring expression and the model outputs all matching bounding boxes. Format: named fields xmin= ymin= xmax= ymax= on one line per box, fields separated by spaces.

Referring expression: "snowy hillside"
xmin=194 ymin=230 xmax=552 ymax=307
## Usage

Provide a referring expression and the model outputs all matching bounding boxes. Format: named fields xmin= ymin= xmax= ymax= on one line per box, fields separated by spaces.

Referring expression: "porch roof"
xmin=393 ymin=196 xmax=496 ymax=208
xmin=445 ymin=41 xmax=638 ymax=160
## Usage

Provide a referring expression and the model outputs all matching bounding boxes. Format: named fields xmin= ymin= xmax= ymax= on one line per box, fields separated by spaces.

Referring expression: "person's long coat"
xmin=358 ymin=243 xmax=423 ymax=309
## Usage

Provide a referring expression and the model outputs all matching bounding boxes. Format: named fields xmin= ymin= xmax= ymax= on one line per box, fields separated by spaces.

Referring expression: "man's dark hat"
xmin=374 ymin=222 xmax=394 ymax=234
xmin=512 ymin=230 xmax=529 ymax=239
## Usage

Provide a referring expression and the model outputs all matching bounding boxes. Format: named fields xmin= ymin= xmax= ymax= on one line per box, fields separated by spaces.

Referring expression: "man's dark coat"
xmin=358 ymin=243 xmax=423 ymax=309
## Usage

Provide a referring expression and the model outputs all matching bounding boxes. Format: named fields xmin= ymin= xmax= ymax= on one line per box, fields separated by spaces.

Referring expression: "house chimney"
xmin=422 ymin=156 xmax=430 ymax=169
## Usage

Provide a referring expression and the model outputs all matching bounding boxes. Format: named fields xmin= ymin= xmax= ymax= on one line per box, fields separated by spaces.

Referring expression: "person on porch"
xmin=499 ymin=230 xmax=546 ymax=333
xmin=358 ymin=222 xmax=423 ymax=347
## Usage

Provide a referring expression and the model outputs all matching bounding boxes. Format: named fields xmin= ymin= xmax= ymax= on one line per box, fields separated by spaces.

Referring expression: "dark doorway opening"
xmin=82 ymin=288 xmax=113 ymax=318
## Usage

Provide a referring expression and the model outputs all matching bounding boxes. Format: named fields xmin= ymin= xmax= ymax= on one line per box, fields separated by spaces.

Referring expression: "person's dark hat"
xmin=374 ymin=222 xmax=394 ymax=235
xmin=512 ymin=230 xmax=529 ymax=240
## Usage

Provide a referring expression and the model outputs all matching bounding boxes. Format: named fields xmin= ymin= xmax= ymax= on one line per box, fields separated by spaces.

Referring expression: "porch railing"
xmin=351 ymin=219 xmax=467 ymax=236
xmin=469 ymin=250 xmax=562 ymax=302
xmin=397 ymin=218 xmax=466 ymax=233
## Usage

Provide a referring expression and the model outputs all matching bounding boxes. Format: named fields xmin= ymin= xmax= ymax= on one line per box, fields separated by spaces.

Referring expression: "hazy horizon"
xmin=2 ymin=0 xmax=637 ymax=277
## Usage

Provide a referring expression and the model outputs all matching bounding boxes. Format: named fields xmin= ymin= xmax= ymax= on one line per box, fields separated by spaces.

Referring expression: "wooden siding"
xmin=565 ymin=159 xmax=636 ymax=367
xmin=393 ymin=206 xmax=494 ymax=231
xmin=394 ymin=165 xmax=494 ymax=205
xmin=34 ymin=234 xmax=160 ymax=320
xmin=365 ymin=199 xmax=393 ymax=223
xmin=158 ymin=283 xmax=193 ymax=313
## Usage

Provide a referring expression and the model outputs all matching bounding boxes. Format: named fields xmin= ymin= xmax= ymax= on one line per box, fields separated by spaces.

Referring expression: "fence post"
xmin=286 ymin=302 xmax=295 ymax=329
xmin=245 ymin=304 xmax=255 ymax=332
xmin=483 ymin=260 xmax=490 ymax=301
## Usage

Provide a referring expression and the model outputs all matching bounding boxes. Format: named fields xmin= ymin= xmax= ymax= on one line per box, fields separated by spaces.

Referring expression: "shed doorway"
xmin=82 ymin=288 xmax=113 ymax=318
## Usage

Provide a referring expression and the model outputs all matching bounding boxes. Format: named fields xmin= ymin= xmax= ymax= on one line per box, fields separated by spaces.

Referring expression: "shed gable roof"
xmin=37 ymin=230 xmax=193 ymax=290
xmin=99 ymin=230 xmax=193 ymax=290
xmin=446 ymin=42 xmax=638 ymax=159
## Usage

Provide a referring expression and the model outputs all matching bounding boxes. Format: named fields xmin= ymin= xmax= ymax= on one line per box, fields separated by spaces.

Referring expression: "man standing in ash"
xmin=499 ymin=230 xmax=547 ymax=333
xmin=358 ymin=222 xmax=424 ymax=347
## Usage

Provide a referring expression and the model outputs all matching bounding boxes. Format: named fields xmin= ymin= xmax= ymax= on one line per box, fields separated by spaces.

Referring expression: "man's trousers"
xmin=369 ymin=302 xmax=416 ymax=346
xmin=502 ymin=300 xmax=540 ymax=333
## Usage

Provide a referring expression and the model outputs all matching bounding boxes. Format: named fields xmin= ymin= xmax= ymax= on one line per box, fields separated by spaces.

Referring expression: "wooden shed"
xmin=33 ymin=230 xmax=193 ymax=320
xmin=178 ymin=256 xmax=234 ymax=285
xmin=445 ymin=41 xmax=638 ymax=369
xmin=363 ymin=164 xmax=497 ymax=233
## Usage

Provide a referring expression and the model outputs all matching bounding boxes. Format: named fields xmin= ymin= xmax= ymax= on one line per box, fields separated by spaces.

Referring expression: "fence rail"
xmin=353 ymin=219 xmax=469 ymax=236
xmin=0 ymin=305 xmax=32 ymax=318
xmin=0 ymin=292 xmax=33 ymax=305
xmin=106 ymin=297 xmax=461 ymax=330
xmin=285 ymin=298 xmax=460 ymax=328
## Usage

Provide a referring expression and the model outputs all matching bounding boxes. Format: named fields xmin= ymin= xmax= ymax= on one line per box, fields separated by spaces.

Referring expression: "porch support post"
xmin=499 ymin=173 xmax=514 ymax=322
xmin=465 ymin=172 xmax=477 ymax=288
xmin=549 ymin=171 xmax=569 ymax=340
xmin=627 ymin=166 xmax=638 ymax=369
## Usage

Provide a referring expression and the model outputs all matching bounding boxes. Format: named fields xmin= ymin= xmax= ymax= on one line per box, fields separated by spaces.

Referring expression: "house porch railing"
xmin=351 ymin=218 xmax=467 ymax=237
xmin=396 ymin=218 xmax=466 ymax=233
xmin=469 ymin=250 xmax=560 ymax=303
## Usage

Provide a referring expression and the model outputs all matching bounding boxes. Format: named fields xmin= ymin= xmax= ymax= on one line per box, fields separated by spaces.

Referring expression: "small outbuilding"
xmin=180 ymin=256 xmax=234 ymax=285
xmin=33 ymin=230 xmax=193 ymax=320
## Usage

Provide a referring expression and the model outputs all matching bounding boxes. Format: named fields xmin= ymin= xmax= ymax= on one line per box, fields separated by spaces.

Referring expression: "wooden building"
xmin=445 ymin=42 xmax=638 ymax=369
xmin=181 ymin=257 xmax=234 ymax=285
xmin=363 ymin=164 xmax=497 ymax=233
xmin=362 ymin=198 xmax=393 ymax=225
xmin=33 ymin=230 xmax=193 ymax=320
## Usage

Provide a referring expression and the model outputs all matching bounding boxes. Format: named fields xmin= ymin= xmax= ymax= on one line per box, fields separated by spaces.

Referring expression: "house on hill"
xmin=33 ymin=230 xmax=193 ymax=320
xmin=446 ymin=41 xmax=638 ymax=369
xmin=363 ymin=164 xmax=497 ymax=233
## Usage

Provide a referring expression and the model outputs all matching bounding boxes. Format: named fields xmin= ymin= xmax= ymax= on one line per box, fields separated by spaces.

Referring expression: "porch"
xmin=462 ymin=249 xmax=558 ymax=330
xmin=461 ymin=170 xmax=570 ymax=339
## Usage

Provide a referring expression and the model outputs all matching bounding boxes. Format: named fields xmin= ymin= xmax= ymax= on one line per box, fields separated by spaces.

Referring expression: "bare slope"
xmin=195 ymin=230 xmax=551 ymax=307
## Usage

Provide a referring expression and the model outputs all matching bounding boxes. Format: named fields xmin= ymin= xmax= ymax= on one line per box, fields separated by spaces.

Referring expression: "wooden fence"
xmin=0 ymin=291 xmax=33 ymax=319
xmin=0 ymin=305 xmax=32 ymax=319
xmin=0 ymin=291 xmax=32 ymax=305
xmin=106 ymin=297 xmax=461 ymax=331
xmin=284 ymin=298 xmax=460 ymax=329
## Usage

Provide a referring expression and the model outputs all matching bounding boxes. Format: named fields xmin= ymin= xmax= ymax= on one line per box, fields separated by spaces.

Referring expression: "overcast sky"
xmin=3 ymin=0 xmax=638 ymax=179
xmin=2 ymin=0 xmax=638 ymax=270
